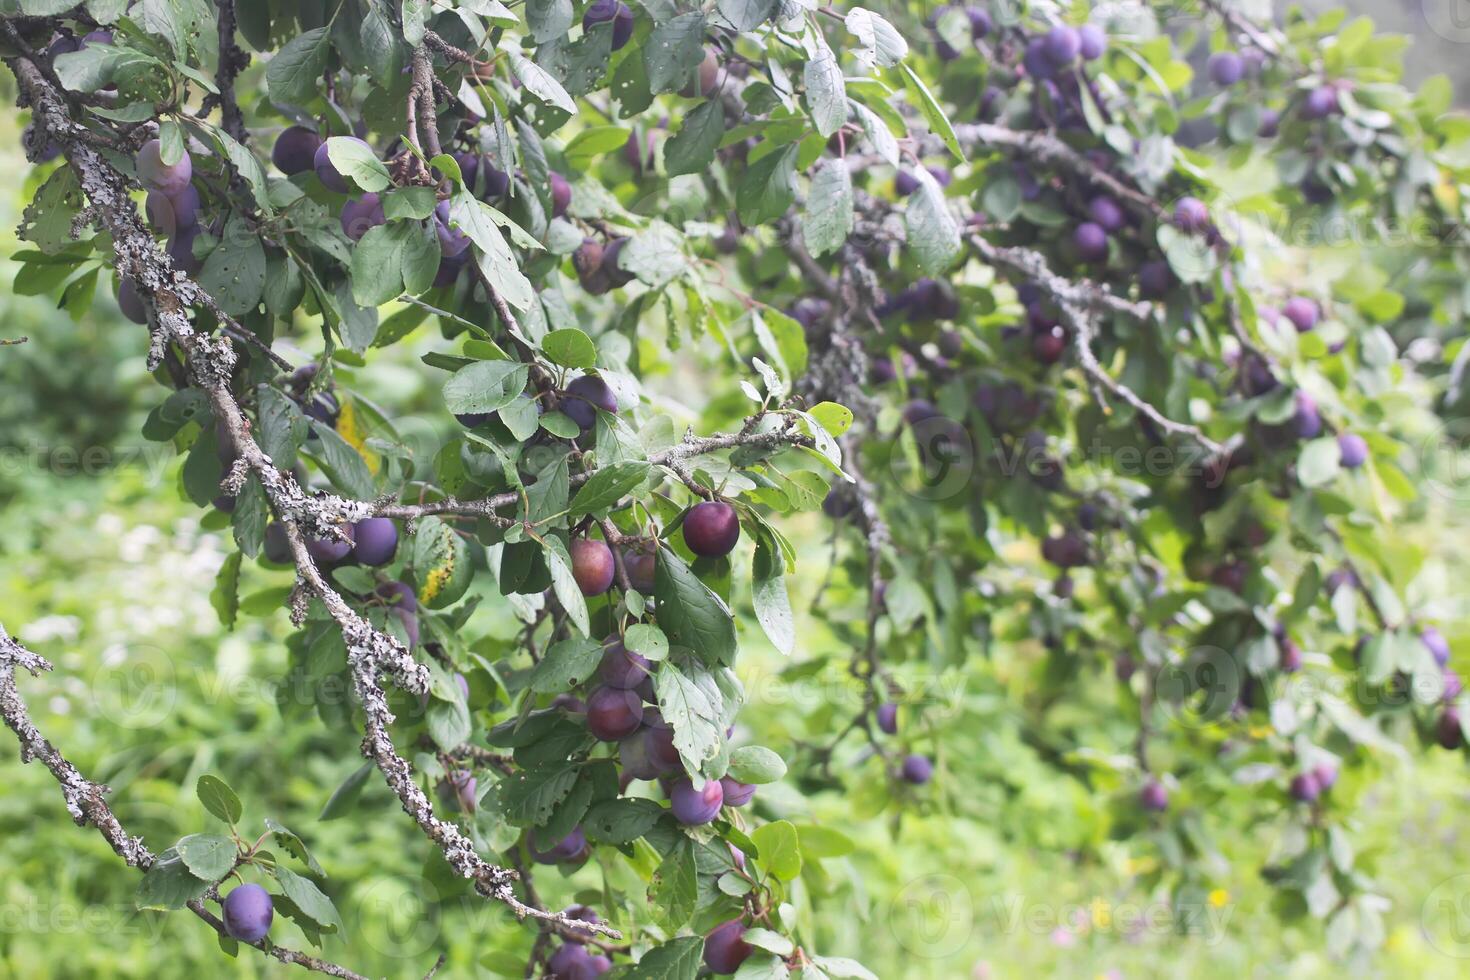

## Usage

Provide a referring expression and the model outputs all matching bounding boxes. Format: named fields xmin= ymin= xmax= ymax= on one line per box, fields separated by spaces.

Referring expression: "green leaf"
xmin=210 ymin=551 xmax=242 ymax=630
xmin=583 ymin=798 xmax=664 ymax=844
xmin=504 ymin=45 xmax=577 ymax=114
xmin=811 ymin=956 xmax=878 ymax=980
xmin=728 ymin=745 xmax=787 ymax=784
xmin=620 ymin=222 xmax=689 ymax=288
xmin=197 ymin=774 xmax=243 ymax=825
xmin=623 ymin=623 xmax=669 ymax=662
xmin=742 ymin=929 xmax=795 ymax=956
xmin=650 ymin=838 xmax=698 ymax=929
xmin=803 ymin=40 xmax=847 ymax=137
xmin=544 ymin=536 xmax=591 ymax=635
xmin=306 ymin=421 xmax=376 ymax=500
xmin=136 ymin=849 xmax=211 ymax=910
xmin=542 ymin=328 xmax=598 ymax=369
xmin=443 ymin=359 xmax=531 ymax=414
xmin=751 ymin=820 xmax=802 ymax=881
xmin=802 ymin=162 xmax=853 ymax=257
xmin=569 ymin=461 xmax=652 ymax=517
xmin=350 ymin=222 xmax=407 ymax=307
xmin=905 ymin=169 xmax=961 ymax=274
xmin=451 ymin=192 xmax=536 ymax=311
xmin=273 ymin=866 xmax=342 ymax=934
xmin=654 ymin=547 xmax=738 ymax=666
xmin=265 ymin=819 xmax=325 ymax=876
xmin=319 ymin=762 xmax=375 ymax=821
xmin=528 ymin=636 xmax=606 ymax=693
xmin=717 ymin=0 xmax=778 ymax=32
xmin=1298 ymin=436 xmax=1342 ymax=488
xmin=564 ymin=125 xmax=632 ymax=166
xmin=752 ymin=532 xmax=793 ymax=655
xmin=738 ymin=143 xmax=800 ymax=227
xmin=624 ymin=936 xmax=704 ymax=980
xmin=198 ymin=216 xmax=266 ymax=316
xmin=412 ymin=516 xmax=473 ymax=609
xmin=497 ymin=763 xmax=580 ymax=826
xmin=267 ymin=28 xmax=331 ymax=105
xmin=176 ymin=834 xmax=238 ymax=882
xmin=846 ymin=8 xmax=908 ymax=70
xmin=654 ymin=661 xmax=725 ymax=774
xmin=324 ymin=136 xmax=391 ymax=193
xmin=900 ymin=63 xmax=962 ymax=160
xmin=665 ymin=100 xmax=725 ymax=177
xmin=644 ymin=12 xmax=707 ymax=94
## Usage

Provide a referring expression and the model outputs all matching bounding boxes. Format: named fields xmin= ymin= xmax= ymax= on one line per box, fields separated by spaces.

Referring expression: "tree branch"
xmin=0 ymin=626 xmax=371 ymax=980
xmin=6 ymin=48 xmax=616 ymax=942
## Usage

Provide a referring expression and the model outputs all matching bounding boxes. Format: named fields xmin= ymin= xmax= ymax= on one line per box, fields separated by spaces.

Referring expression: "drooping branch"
xmin=377 ymin=422 xmax=815 ymax=520
xmin=0 ymin=627 xmax=372 ymax=980
xmin=6 ymin=48 xmax=616 ymax=942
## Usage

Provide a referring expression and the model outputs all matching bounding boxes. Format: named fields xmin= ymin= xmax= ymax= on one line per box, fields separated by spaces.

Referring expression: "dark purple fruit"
xmin=703 ymin=919 xmax=753 ymax=975
xmin=570 ymin=538 xmax=616 ymax=596
xmin=669 ymin=777 xmax=723 ymax=824
xmin=341 ymin=193 xmax=385 ymax=242
xmin=137 ymin=139 xmax=192 ymax=196
xmin=272 ymin=126 xmax=322 ymax=176
xmin=901 ymin=754 xmax=933 ymax=784
xmin=586 ymin=686 xmax=643 ymax=741
xmin=351 ymin=518 xmax=398 ymax=566
xmin=682 ymin=501 xmax=740 ymax=558
xmin=221 ymin=883 xmax=273 ymax=943
xmin=561 ymin=375 xmax=618 ymax=432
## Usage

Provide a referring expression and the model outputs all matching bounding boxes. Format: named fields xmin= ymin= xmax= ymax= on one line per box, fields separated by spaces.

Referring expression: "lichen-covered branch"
xmin=0 ymin=626 xmax=371 ymax=980
xmin=6 ymin=48 xmax=615 ymax=942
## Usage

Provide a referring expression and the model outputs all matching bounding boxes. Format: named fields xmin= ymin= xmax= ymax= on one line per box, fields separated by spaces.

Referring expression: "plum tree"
xmin=221 ymin=883 xmax=273 ymax=943
xmin=1282 ymin=297 xmax=1319 ymax=332
xmin=1301 ymin=85 xmax=1341 ymax=120
xmin=570 ymin=538 xmax=616 ymax=596
xmin=115 ymin=279 xmax=147 ymax=325
xmin=1043 ymin=26 xmax=1080 ymax=67
xmin=1078 ymin=23 xmax=1106 ymax=60
xmin=1289 ymin=772 xmax=1320 ymax=803
xmin=681 ymin=501 xmax=740 ymax=558
xmin=1173 ymin=196 xmax=1209 ymax=232
xmin=7 ymin=3 xmax=1468 ymax=975
xmin=531 ymin=827 xmax=590 ymax=865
